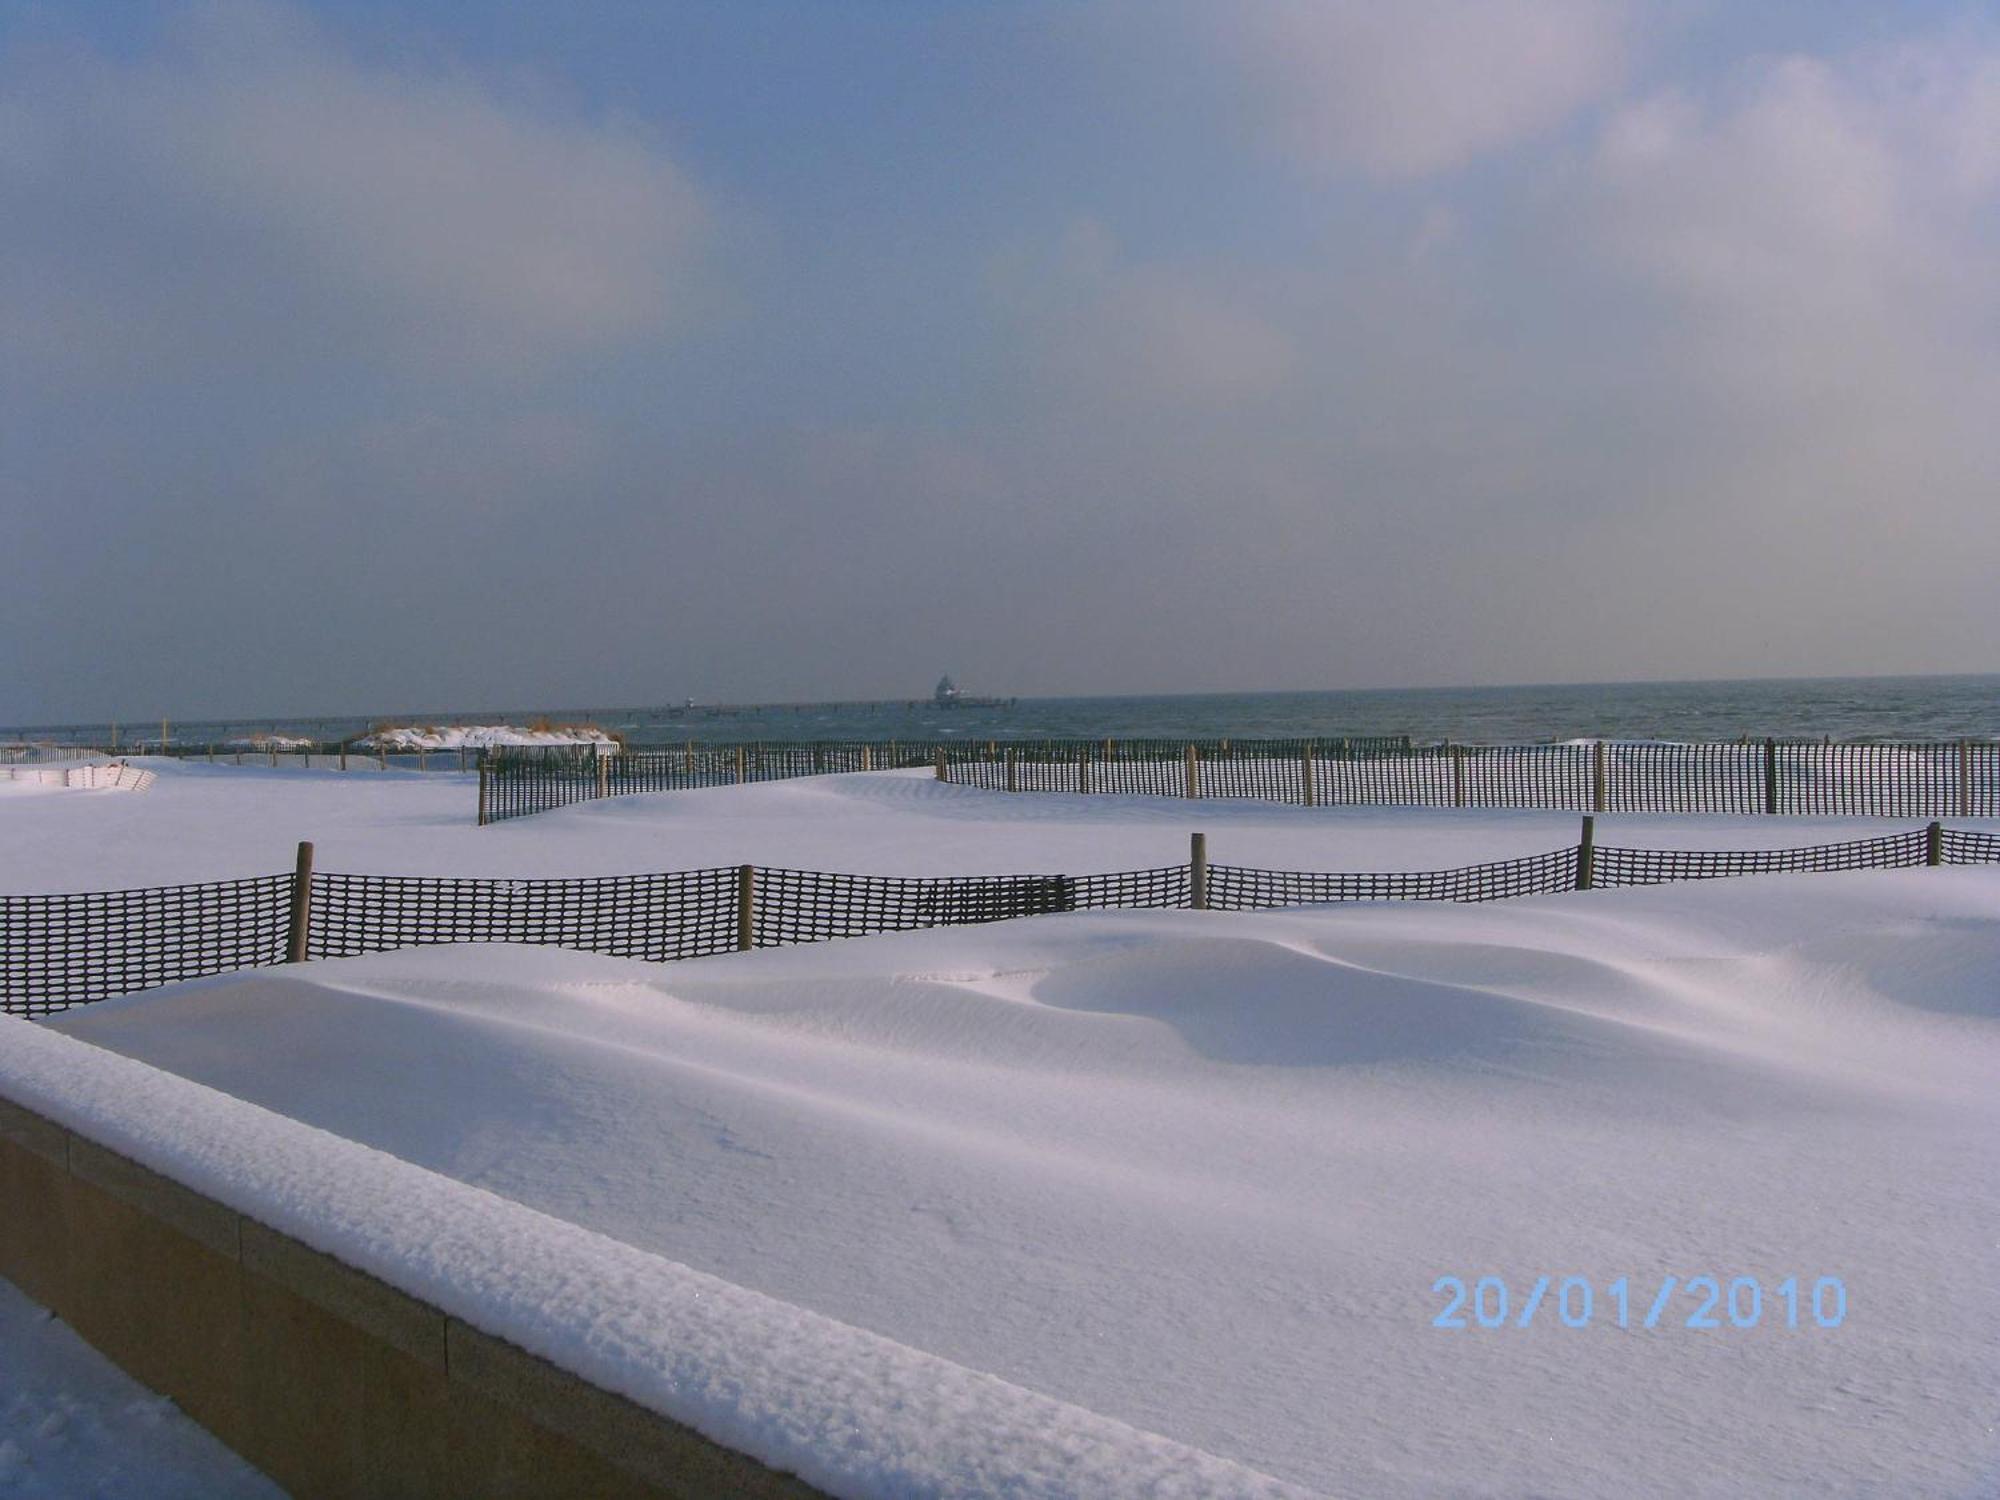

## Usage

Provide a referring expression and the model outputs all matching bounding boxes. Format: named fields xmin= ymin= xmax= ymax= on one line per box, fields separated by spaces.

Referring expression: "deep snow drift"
xmin=50 ymin=870 xmax=2000 ymax=1497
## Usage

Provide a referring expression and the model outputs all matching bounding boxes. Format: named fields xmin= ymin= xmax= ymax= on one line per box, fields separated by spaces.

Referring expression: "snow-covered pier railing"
xmin=6 ymin=824 xmax=1999 ymax=1016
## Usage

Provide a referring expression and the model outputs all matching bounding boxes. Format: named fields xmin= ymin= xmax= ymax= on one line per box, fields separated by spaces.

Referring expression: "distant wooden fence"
xmin=477 ymin=737 xmax=2000 ymax=824
xmin=477 ymin=737 xmax=1417 ymax=824
xmin=946 ymin=738 xmax=2000 ymax=818
xmin=7 ymin=823 xmax=1997 ymax=1016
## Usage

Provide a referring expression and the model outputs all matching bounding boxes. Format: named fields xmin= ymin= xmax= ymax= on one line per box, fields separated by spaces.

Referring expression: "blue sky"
xmin=3 ymin=1 xmax=1997 ymax=721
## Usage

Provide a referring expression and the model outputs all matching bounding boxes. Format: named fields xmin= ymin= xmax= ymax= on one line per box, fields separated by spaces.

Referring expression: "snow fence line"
xmin=1 ymin=762 xmax=155 ymax=791
xmin=0 ymin=1015 xmax=1314 ymax=1500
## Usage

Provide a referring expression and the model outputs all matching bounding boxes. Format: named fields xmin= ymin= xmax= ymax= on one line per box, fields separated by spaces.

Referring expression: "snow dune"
xmin=50 ymin=870 xmax=2000 ymax=1497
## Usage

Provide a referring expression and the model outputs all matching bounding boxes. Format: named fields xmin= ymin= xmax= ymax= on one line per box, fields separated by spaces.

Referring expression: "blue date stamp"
xmin=1431 ymin=1274 xmax=1846 ymax=1330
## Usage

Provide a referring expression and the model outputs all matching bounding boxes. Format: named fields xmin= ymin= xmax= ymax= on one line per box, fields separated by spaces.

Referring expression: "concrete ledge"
xmin=0 ymin=1103 xmax=824 ymax=1500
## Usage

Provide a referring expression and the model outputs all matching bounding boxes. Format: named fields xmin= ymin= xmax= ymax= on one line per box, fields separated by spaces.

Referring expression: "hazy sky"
xmin=4 ymin=0 xmax=1997 ymax=722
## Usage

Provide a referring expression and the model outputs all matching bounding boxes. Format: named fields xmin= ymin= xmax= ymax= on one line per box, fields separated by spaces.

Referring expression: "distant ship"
xmin=932 ymin=675 xmax=1013 ymax=710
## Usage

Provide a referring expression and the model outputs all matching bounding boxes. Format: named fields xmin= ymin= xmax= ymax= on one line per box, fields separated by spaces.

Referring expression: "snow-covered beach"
xmin=4 ymin=761 xmax=1998 ymax=1496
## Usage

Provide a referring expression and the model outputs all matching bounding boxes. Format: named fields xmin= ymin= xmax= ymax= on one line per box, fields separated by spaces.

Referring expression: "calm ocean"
xmin=32 ymin=674 xmax=1996 ymax=748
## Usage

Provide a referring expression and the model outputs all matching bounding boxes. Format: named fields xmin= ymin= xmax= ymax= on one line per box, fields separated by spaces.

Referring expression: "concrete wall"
xmin=0 ymin=1095 xmax=824 ymax=1500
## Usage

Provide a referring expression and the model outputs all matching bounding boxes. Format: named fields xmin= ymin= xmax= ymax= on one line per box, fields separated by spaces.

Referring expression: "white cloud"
xmin=0 ymin=0 xmax=713 ymax=380
xmin=1217 ymin=0 xmax=1634 ymax=178
xmin=994 ymin=220 xmax=1295 ymax=405
xmin=1584 ymin=39 xmax=2000 ymax=406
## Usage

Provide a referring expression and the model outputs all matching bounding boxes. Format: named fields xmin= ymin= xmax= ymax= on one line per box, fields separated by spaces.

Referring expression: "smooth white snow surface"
xmin=3 ymin=756 xmax=1990 ymax=894
xmin=0 ymin=1018 xmax=1306 ymax=1500
xmin=0 ymin=1276 xmax=280 ymax=1499
xmin=43 ymin=872 xmax=2000 ymax=1498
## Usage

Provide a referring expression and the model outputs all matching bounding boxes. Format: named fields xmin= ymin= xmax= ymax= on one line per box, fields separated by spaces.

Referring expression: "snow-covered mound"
xmin=3 ymin=1017 xmax=1305 ymax=1500
xmin=360 ymin=724 xmax=615 ymax=751
xmin=51 ymin=870 xmax=2000 ymax=1497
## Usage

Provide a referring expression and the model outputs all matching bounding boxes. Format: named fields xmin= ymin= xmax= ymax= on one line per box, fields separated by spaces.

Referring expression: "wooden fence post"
xmin=935 ymin=748 xmax=948 ymax=782
xmin=1005 ymin=747 xmax=1017 ymax=793
xmin=1189 ymin=832 xmax=1208 ymax=910
xmin=1077 ymin=749 xmax=1090 ymax=795
xmin=595 ymin=751 xmax=609 ymax=799
xmin=1301 ymin=744 xmax=1316 ymax=807
xmin=736 ymin=746 xmax=747 ymax=784
xmin=1450 ymin=743 xmax=1465 ymax=808
xmin=1592 ymin=741 xmax=1607 ymax=814
xmin=1184 ymin=744 xmax=1199 ymax=799
xmin=1763 ymin=738 xmax=1779 ymax=815
xmin=1926 ymin=820 xmax=1943 ymax=868
xmin=338 ymin=743 xmax=347 ymax=772
xmin=737 ymin=865 xmax=756 ymax=951
xmin=477 ymin=755 xmax=489 ymax=826
xmin=685 ymin=740 xmax=694 ymax=776
xmin=286 ymin=841 xmax=315 ymax=963
xmin=1576 ymin=816 xmax=1595 ymax=891
xmin=1959 ymin=740 xmax=1972 ymax=819
xmin=861 ymin=745 xmax=874 ymax=772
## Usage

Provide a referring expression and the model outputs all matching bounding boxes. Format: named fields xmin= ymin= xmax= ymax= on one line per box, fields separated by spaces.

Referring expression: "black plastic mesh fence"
xmin=483 ymin=741 xmax=965 ymax=824
xmin=483 ymin=736 xmax=1418 ymax=822
xmin=1 ymin=876 xmax=292 ymax=1017
xmin=1941 ymin=827 xmax=2000 ymax=866
xmin=1073 ymin=865 xmax=1193 ymax=910
xmin=1209 ymin=848 xmax=1581 ymax=908
xmin=943 ymin=738 xmax=2000 ymax=818
xmin=309 ymin=869 xmax=741 ymax=963
xmin=1593 ymin=830 xmax=1931 ymax=886
xmin=750 ymin=869 xmax=1074 ymax=945
xmin=10 ymin=822 xmax=2000 ymax=1015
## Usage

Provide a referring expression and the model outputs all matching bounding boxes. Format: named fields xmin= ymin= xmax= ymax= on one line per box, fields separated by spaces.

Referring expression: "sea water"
xmin=21 ymin=674 xmax=1996 ymax=749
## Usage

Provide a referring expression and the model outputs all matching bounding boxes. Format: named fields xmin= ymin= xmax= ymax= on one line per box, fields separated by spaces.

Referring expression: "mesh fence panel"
xmin=308 ymin=869 xmax=741 ymax=962
xmin=1603 ymin=743 xmax=1763 ymax=814
xmin=1594 ymin=830 xmax=1929 ymax=886
xmin=1073 ymin=865 xmax=1193 ymax=909
xmin=1940 ymin=827 xmax=2000 ymax=865
xmin=751 ymin=869 xmax=1074 ymax=945
xmin=1776 ymin=743 xmax=1968 ymax=817
xmin=1208 ymin=848 xmax=1579 ymax=909
xmin=941 ymin=738 xmax=2000 ymax=816
xmin=13 ymin=819 xmax=1999 ymax=1015
xmin=2 ymin=875 xmax=292 ymax=1015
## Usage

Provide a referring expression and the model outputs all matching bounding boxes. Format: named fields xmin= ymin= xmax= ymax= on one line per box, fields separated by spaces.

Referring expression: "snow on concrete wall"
xmin=1 ymin=763 xmax=155 ymax=791
xmin=0 ymin=1017 xmax=1303 ymax=1500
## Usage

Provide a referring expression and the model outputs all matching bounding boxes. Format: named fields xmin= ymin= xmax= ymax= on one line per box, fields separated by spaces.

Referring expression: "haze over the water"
xmin=4 ymin=1 xmax=1997 ymax=724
